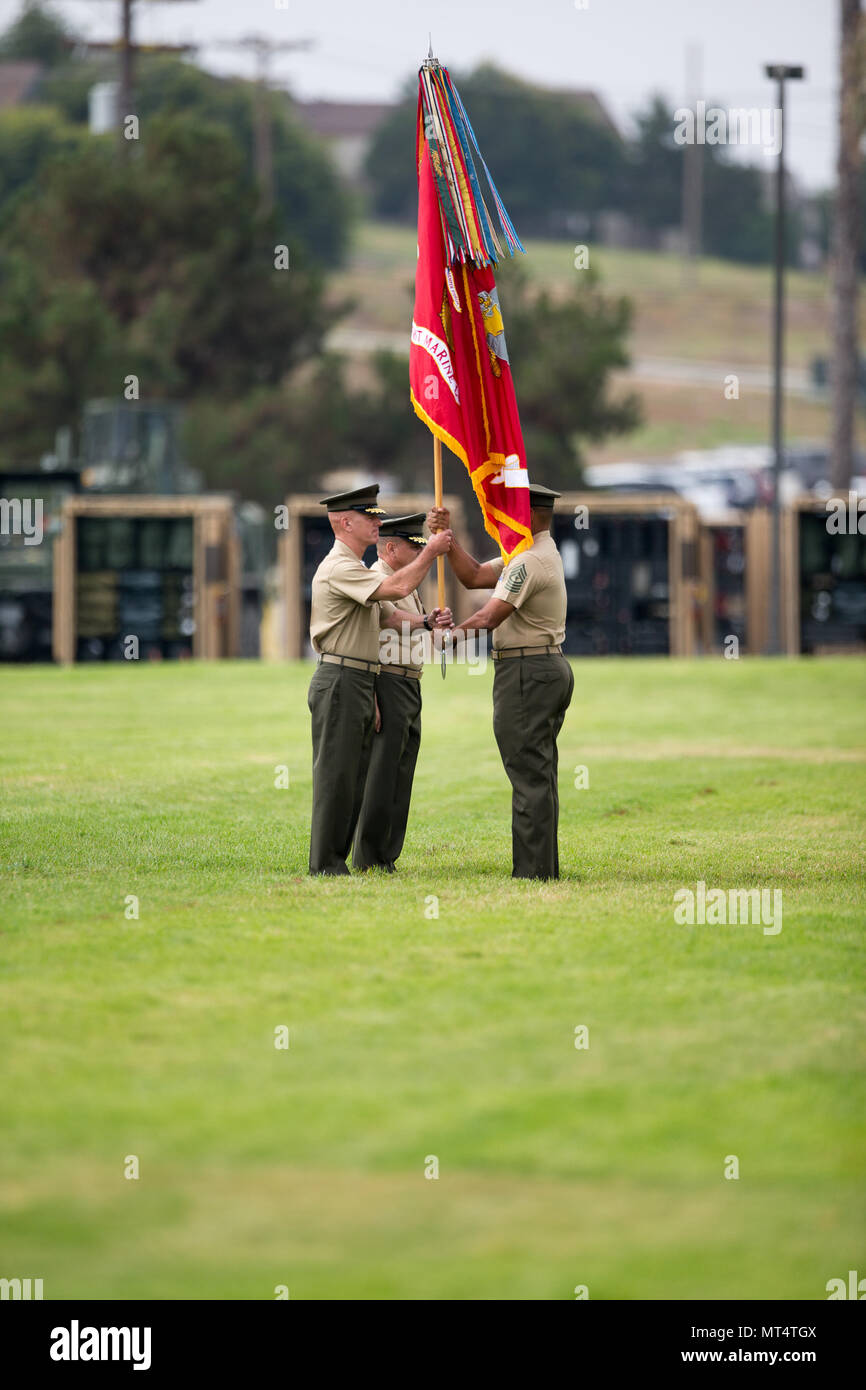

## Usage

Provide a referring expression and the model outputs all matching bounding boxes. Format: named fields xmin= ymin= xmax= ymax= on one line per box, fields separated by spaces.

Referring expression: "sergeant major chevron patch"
xmin=504 ymin=562 xmax=527 ymax=596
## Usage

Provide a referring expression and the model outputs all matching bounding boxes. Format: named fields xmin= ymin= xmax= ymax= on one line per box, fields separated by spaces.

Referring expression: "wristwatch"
xmin=423 ymin=613 xmax=433 ymax=631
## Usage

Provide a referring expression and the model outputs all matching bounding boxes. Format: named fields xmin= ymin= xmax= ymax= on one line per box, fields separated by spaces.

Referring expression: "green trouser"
xmin=307 ymin=663 xmax=376 ymax=875
xmin=492 ymin=653 xmax=574 ymax=880
xmin=353 ymin=672 xmax=422 ymax=871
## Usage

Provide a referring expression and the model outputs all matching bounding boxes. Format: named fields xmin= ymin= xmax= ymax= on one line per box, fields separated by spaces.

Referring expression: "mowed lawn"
xmin=0 ymin=657 xmax=864 ymax=1301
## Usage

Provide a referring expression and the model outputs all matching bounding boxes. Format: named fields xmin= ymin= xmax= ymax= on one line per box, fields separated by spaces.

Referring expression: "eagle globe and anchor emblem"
xmin=490 ymin=455 xmax=529 ymax=488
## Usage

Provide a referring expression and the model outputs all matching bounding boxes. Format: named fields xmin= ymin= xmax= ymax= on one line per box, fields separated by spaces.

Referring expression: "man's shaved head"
xmin=329 ymin=508 xmax=380 ymax=554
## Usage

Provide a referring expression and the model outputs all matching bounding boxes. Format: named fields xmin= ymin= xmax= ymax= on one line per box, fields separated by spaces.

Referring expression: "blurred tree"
xmin=184 ymin=265 xmax=640 ymax=504
xmin=0 ymin=1 xmax=73 ymax=67
xmin=371 ymin=73 xmax=795 ymax=267
xmin=0 ymin=113 xmax=340 ymax=461
xmin=27 ymin=52 xmax=105 ymax=124
xmin=623 ymin=93 xmax=794 ymax=265
xmin=620 ymin=95 xmax=683 ymax=231
xmin=0 ymin=105 xmax=86 ymax=219
xmin=498 ymin=260 xmax=641 ymax=486
xmin=39 ymin=53 xmax=351 ymax=266
xmin=366 ymin=64 xmax=625 ymax=236
xmin=701 ymin=159 xmax=777 ymax=265
xmin=185 ymin=353 xmax=422 ymax=506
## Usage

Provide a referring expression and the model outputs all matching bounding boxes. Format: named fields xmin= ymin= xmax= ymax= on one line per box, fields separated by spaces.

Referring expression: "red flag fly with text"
xmin=409 ymin=61 xmax=533 ymax=561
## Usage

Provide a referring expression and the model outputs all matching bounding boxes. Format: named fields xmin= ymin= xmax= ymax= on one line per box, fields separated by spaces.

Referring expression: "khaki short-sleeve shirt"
xmin=374 ymin=558 xmax=425 ymax=673
xmin=310 ymin=539 xmax=386 ymax=662
xmin=487 ymin=532 xmax=567 ymax=650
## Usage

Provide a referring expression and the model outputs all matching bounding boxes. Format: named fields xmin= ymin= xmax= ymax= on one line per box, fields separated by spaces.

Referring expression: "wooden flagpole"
xmin=433 ymin=435 xmax=449 ymax=677
xmin=433 ymin=436 xmax=446 ymax=610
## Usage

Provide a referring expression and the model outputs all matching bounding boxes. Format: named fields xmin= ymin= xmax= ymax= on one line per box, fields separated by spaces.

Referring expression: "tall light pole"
xmin=764 ymin=63 xmax=804 ymax=655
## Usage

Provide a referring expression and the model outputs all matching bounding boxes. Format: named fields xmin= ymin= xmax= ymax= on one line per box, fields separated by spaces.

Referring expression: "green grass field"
xmin=1 ymin=657 xmax=864 ymax=1300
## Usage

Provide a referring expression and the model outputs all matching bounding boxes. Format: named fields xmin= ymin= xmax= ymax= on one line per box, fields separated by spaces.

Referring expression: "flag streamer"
xmin=417 ymin=61 xmax=524 ymax=268
xmin=411 ymin=57 xmax=533 ymax=562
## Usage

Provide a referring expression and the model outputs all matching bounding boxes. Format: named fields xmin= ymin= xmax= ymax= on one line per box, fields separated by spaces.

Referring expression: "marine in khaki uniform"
xmin=308 ymin=485 xmax=452 ymax=875
xmin=353 ymin=514 xmax=445 ymax=873
xmin=428 ymin=485 xmax=573 ymax=880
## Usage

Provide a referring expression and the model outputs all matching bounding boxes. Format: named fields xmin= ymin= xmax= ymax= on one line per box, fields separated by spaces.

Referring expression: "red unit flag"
xmin=410 ymin=62 xmax=533 ymax=561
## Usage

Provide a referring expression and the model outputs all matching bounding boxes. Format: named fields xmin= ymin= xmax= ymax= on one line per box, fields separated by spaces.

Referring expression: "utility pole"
xmin=831 ymin=0 xmax=864 ymax=492
xmin=68 ymin=0 xmax=200 ymax=156
xmin=119 ymin=0 xmax=133 ymax=149
xmin=764 ymin=63 xmax=805 ymax=656
xmin=681 ymin=42 xmax=703 ymax=283
xmin=213 ymin=35 xmax=314 ymax=211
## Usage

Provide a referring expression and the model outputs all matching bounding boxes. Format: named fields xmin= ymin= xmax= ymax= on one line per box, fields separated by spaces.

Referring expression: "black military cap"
xmin=528 ymin=483 xmax=562 ymax=508
xmin=377 ymin=512 xmax=427 ymax=546
xmin=320 ymin=484 xmax=386 ymax=515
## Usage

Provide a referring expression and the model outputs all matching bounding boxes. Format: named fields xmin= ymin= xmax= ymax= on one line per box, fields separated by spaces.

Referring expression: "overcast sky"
xmin=2 ymin=0 xmax=839 ymax=191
